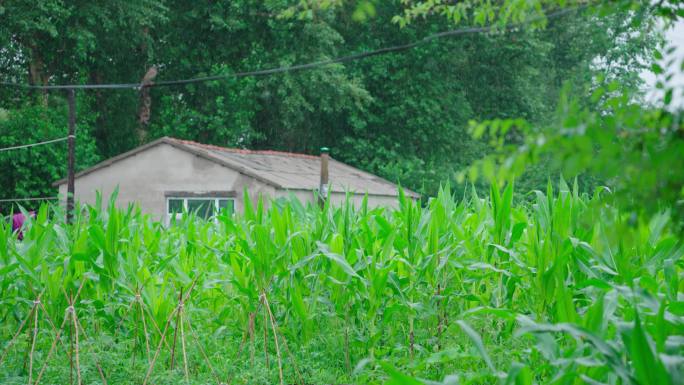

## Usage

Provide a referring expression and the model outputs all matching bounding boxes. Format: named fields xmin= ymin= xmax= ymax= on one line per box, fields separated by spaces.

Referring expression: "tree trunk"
xmin=27 ymin=44 xmax=49 ymax=106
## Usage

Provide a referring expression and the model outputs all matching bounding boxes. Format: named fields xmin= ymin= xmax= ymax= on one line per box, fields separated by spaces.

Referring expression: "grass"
xmin=0 ymin=181 xmax=682 ymax=385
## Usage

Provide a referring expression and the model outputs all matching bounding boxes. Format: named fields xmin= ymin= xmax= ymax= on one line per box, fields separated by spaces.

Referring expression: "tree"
xmin=0 ymin=102 xmax=99 ymax=213
xmin=0 ymin=0 xmax=664 ymax=200
xmin=461 ymin=2 xmax=684 ymax=225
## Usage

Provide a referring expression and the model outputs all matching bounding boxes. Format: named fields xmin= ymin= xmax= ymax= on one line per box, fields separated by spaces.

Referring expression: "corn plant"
xmin=0 ymin=181 xmax=682 ymax=385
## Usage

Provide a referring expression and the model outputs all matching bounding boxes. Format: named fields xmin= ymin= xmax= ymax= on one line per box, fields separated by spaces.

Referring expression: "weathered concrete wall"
xmin=58 ymin=143 xmax=275 ymax=220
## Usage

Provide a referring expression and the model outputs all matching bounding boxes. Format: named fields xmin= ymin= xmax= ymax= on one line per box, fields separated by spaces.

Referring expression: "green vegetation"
xmin=1 ymin=183 xmax=682 ymax=384
xmin=0 ymin=0 xmax=659 ymax=203
xmin=1 ymin=0 xmax=683 ymax=383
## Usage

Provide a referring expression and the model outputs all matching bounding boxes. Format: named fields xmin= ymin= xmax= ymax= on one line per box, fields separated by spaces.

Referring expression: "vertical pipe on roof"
xmin=318 ymin=147 xmax=329 ymax=208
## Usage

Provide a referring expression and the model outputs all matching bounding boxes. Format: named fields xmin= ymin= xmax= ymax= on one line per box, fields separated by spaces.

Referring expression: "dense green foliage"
xmin=461 ymin=12 xmax=684 ymax=229
xmin=1 ymin=185 xmax=682 ymax=385
xmin=0 ymin=104 xmax=99 ymax=208
xmin=0 ymin=1 xmax=658 ymax=204
xmin=1 ymin=1 xmax=683 ymax=383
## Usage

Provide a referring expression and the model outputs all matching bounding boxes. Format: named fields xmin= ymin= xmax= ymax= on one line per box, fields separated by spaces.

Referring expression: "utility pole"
xmin=318 ymin=147 xmax=329 ymax=208
xmin=67 ymin=89 xmax=76 ymax=224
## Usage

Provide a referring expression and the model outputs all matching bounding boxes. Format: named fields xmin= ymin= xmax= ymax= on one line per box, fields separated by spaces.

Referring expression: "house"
xmin=54 ymin=137 xmax=419 ymax=221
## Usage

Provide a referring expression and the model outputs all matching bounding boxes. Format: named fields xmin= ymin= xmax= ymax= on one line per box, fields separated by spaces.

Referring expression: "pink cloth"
xmin=11 ymin=212 xmax=33 ymax=240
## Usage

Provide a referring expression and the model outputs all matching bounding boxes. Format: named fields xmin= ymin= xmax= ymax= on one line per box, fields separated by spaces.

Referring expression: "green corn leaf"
xmin=456 ymin=320 xmax=498 ymax=375
xmin=621 ymin=311 xmax=672 ymax=385
xmin=380 ymin=362 xmax=424 ymax=385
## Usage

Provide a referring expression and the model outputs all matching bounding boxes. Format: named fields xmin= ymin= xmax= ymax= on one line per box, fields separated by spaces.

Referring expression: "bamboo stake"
xmin=228 ymin=291 xmax=266 ymax=385
xmin=137 ymin=295 xmax=152 ymax=362
xmin=263 ymin=296 xmax=304 ymax=385
xmin=113 ymin=297 xmax=137 ymax=338
xmin=170 ymin=288 xmax=182 ymax=370
xmin=112 ymin=284 xmax=142 ymax=337
xmin=344 ymin=311 xmax=351 ymax=374
xmin=142 ymin=306 xmax=178 ymax=385
xmin=36 ymin=301 xmax=56 ymax=334
xmin=70 ymin=302 xmax=82 ymax=385
xmin=29 ymin=287 xmax=57 ymax=332
xmin=128 ymin=281 xmax=171 ymax=351
xmin=73 ymin=279 xmax=88 ymax=304
xmin=62 ymin=283 xmax=85 ymax=385
xmin=0 ymin=288 xmax=45 ymax=364
xmin=436 ymin=283 xmax=442 ymax=350
xmin=409 ymin=317 xmax=415 ymax=361
xmin=34 ymin=283 xmax=87 ymax=385
xmin=345 ymin=325 xmax=351 ymax=374
xmin=143 ymin=300 xmax=172 ymax=351
xmin=62 ymin=289 xmax=104 ymax=385
xmin=179 ymin=304 xmax=189 ymax=383
xmin=248 ymin=312 xmax=255 ymax=368
xmin=23 ymin=304 xmax=33 ymax=372
xmin=275 ymin=326 xmax=304 ymax=385
xmin=132 ymin=307 xmax=139 ymax=368
xmin=34 ymin=284 xmax=82 ymax=385
xmin=442 ymin=274 xmax=449 ymax=330
xmin=262 ymin=301 xmax=269 ymax=371
xmin=235 ymin=329 xmax=247 ymax=363
xmin=260 ymin=292 xmax=283 ymax=385
xmin=36 ymin=301 xmax=72 ymax=362
xmin=27 ymin=300 xmax=39 ymax=385
xmin=74 ymin=311 xmax=108 ymax=385
xmin=142 ymin=277 xmax=199 ymax=385
xmin=242 ymin=298 xmax=265 ymax=374
xmin=69 ymin=297 xmax=74 ymax=385
xmin=0 ymin=297 xmax=39 ymax=366
xmin=185 ymin=316 xmax=220 ymax=385
xmin=33 ymin=310 xmax=70 ymax=385
xmin=226 ymin=327 xmax=249 ymax=385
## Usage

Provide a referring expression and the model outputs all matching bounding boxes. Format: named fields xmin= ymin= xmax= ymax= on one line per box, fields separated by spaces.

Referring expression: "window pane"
xmin=218 ymin=199 xmax=235 ymax=215
xmin=168 ymin=199 xmax=184 ymax=214
xmin=187 ymin=199 xmax=214 ymax=219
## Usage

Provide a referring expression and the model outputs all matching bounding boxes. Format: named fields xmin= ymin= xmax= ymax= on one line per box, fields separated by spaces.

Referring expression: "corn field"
xmin=1 ymin=182 xmax=683 ymax=385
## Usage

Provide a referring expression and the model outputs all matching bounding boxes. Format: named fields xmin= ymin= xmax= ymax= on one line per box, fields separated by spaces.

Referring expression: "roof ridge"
xmin=171 ymin=138 xmax=320 ymax=160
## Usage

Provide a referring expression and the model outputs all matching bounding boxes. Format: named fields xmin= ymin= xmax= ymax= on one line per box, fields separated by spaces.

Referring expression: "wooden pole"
xmin=318 ymin=147 xmax=329 ymax=207
xmin=66 ymin=89 xmax=76 ymax=224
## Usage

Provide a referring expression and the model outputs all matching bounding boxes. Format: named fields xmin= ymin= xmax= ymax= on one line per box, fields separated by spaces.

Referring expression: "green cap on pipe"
xmin=320 ymin=147 xmax=329 ymax=154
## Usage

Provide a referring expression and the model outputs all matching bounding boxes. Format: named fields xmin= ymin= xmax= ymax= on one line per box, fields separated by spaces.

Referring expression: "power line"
xmin=0 ymin=6 xmax=583 ymax=90
xmin=0 ymin=197 xmax=58 ymax=203
xmin=0 ymin=136 xmax=72 ymax=152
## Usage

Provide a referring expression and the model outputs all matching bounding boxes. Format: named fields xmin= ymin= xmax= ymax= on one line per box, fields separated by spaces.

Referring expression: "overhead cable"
xmin=0 ymin=6 xmax=583 ymax=90
xmin=0 ymin=136 xmax=72 ymax=152
xmin=0 ymin=197 xmax=58 ymax=203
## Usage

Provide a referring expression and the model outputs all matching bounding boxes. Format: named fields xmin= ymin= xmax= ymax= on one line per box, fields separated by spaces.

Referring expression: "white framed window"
xmin=166 ymin=196 xmax=235 ymax=222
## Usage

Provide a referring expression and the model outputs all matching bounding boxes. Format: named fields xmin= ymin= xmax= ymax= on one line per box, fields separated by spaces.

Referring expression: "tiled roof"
xmin=169 ymin=138 xmax=419 ymax=197
xmin=54 ymin=136 xmax=420 ymax=198
xmin=172 ymin=138 xmax=320 ymax=160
